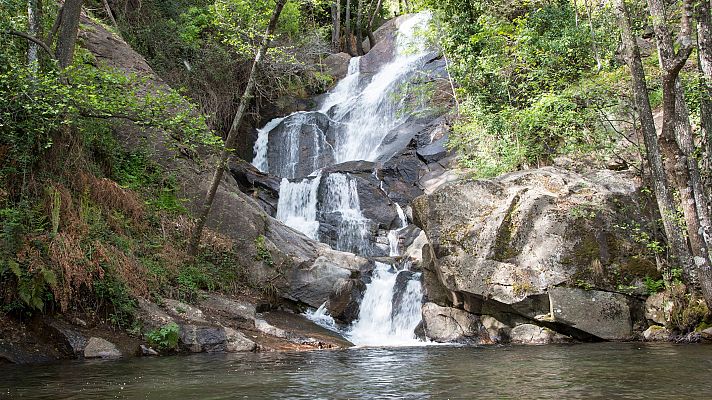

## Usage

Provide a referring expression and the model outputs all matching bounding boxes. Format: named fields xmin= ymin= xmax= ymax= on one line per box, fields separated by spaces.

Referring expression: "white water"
xmin=267 ymin=13 xmax=432 ymax=346
xmin=322 ymin=173 xmax=371 ymax=254
xmin=275 ymin=173 xmax=322 ymax=240
xmin=347 ymin=262 xmax=424 ymax=346
xmin=252 ymin=12 xmax=433 ymax=175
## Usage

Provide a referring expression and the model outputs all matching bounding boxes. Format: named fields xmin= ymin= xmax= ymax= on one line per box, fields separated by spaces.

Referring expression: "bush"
xmin=146 ymin=322 xmax=180 ymax=351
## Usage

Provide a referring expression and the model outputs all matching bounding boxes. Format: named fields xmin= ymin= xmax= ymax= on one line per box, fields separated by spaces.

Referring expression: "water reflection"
xmin=2 ymin=343 xmax=712 ymax=399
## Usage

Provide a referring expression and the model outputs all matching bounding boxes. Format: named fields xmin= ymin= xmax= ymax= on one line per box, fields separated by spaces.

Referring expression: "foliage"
xmin=425 ymin=0 xmax=625 ymax=176
xmin=254 ymin=235 xmax=274 ymax=266
xmin=146 ymin=322 xmax=180 ymax=351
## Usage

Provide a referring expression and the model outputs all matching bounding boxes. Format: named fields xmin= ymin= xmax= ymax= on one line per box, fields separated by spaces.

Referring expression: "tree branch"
xmin=2 ymin=30 xmax=55 ymax=59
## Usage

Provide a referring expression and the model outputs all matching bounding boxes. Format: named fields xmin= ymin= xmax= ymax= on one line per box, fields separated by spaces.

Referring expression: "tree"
xmin=55 ymin=0 xmax=83 ymax=69
xmin=613 ymin=0 xmax=697 ymax=290
xmin=188 ymin=0 xmax=288 ymax=255
xmin=331 ymin=0 xmax=341 ymax=52
xmin=355 ymin=0 xmax=365 ymax=55
xmin=345 ymin=0 xmax=355 ymax=55
xmin=697 ymin=0 xmax=712 ymax=187
xmin=366 ymin=0 xmax=383 ymax=48
xmin=646 ymin=0 xmax=712 ymax=306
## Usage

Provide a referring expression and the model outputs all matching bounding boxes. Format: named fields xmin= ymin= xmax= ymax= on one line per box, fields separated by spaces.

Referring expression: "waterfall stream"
xmin=256 ymin=13 xmax=432 ymax=346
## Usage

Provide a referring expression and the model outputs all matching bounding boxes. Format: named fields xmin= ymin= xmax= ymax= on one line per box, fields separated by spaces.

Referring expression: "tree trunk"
xmin=331 ymin=0 xmax=341 ymax=53
xmin=697 ymin=0 xmax=712 ymax=199
xmin=366 ymin=0 xmax=383 ymax=49
xmin=345 ymin=0 xmax=355 ymax=56
xmin=614 ymin=0 xmax=696 ymax=288
xmin=584 ymin=0 xmax=601 ymax=72
xmin=355 ymin=0 xmax=365 ymax=55
xmin=55 ymin=0 xmax=83 ymax=69
xmin=647 ymin=0 xmax=712 ymax=306
xmin=27 ymin=0 xmax=39 ymax=70
xmin=187 ymin=0 xmax=288 ymax=255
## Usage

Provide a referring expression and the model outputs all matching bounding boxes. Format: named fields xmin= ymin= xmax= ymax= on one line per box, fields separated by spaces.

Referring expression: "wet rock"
xmin=327 ymin=278 xmax=367 ymax=323
xmin=380 ymin=146 xmax=426 ymax=205
xmin=549 ymin=287 xmax=633 ymax=340
xmin=509 ymin=324 xmax=572 ymax=345
xmin=392 ymin=271 xmax=420 ymax=319
xmin=288 ymin=250 xmax=370 ymax=308
xmin=421 ymin=302 xmax=490 ymax=343
xmin=179 ymin=325 xmax=228 ymax=353
xmin=645 ymin=292 xmax=672 ymax=325
xmin=229 ymin=159 xmax=281 ymax=216
xmin=266 ymin=111 xmax=334 ymax=179
xmin=39 ymin=319 xmax=87 ymax=357
xmin=643 ymin=325 xmax=671 ymax=341
xmin=84 ymin=337 xmax=122 ymax=359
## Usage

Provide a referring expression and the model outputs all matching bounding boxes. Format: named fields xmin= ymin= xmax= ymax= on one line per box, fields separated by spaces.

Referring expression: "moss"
xmin=492 ymin=195 xmax=521 ymax=262
xmin=512 ymin=281 xmax=534 ymax=296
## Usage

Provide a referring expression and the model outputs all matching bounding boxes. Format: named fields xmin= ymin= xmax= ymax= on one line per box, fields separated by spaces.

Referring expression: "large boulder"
xmin=413 ymin=167 xmax=655 ymax=339
xmin=327 ymin=278 xmax=367 ymax=323
xmin=549 ymin=287 xmax=634 ymax=340
xmin=421 ymin=302 xmax=491 ymax=343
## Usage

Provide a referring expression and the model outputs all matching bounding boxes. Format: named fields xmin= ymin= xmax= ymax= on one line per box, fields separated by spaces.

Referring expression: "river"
xmin=3 ymin=343 xmax=712 ymax=399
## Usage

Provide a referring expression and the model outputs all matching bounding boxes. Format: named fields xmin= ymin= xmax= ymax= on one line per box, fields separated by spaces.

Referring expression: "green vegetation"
xmin=146 ymin=322 xmax=181 ymax=351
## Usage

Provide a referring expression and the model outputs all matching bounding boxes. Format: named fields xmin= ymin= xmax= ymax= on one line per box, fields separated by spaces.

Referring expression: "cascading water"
xmin=275 ymin=173 xmax=321 ymax=240
xmin=257 ymin=13 xmax=433 ymax=346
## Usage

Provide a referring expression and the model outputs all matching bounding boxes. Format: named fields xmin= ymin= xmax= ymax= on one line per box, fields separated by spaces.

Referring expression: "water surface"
xmin=3 ymin=343 xmax=711 ymax=399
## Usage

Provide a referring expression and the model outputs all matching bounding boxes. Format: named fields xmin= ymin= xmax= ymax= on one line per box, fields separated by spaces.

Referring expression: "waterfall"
xmin=262 ymin=13 xmax=433 ymax=346
xmin=275 ymin=173 xmax=322 ymax=240
xmin=347 ymin=262 xmax=424 ymax=346
xmin=322 ymin=173 xmax=371 ymax=254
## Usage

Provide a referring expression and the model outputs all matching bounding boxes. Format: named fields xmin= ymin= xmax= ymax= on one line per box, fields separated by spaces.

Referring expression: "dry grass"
xmin=92 ymin=241 xmax=148 ymax=298
xmin=48 ymin=232 xmax=96 ymax=311
xmin=76 ymin=172 xmax=145 ymax=224
xmin=172 ymin=215 xmax=233 ymax=253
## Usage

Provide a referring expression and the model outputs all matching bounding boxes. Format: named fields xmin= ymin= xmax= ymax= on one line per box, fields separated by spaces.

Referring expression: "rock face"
xmin=413 ymin=167 xmax=655 ymax=341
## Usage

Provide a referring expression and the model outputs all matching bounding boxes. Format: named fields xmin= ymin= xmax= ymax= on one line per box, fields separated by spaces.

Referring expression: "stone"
xmin=322 ymin=52 xmax=352 ymax=81
xmin=140 ymin=345 xmax=159 ymax=356
xmin=643 ymin=325 xmax=670 ymax=341
xmin=509 ymin=324 xmax=571 ymax=345
xmin=645 ymin=292 xmax=672 ymax=325
xmin=199 ymin=294 xmax=257 ymax=326
xmin=412 ymin=167 xmax=653 ymax=338
xmin=39 ymin=319 xmax=88 ymax=357
xmin=179 ymin=325 xmax=228 ymax=353
xmin=224 ymin=327 xmax=257 ymax=352
xmin=288 ymin=250 xmax=370 ymax=308
xmin=163 ymin=299 xmax=208 ymax=324
xmin=421 ymin=302 xmax=490 ymax=343
xmin=701 ymin=327 xmax=712 ymax=342
xmin=327 ymin=278 xmax=366 ymax=323
xmin=84 ymin=337 xmax=122 ymax=359
xmin=229 ymin=159 xmax=281 ymax=216
xmin=481 ymin=316 xmax=510 ymax=343
xmin=549 ymin=287 xmax=633 ymax=340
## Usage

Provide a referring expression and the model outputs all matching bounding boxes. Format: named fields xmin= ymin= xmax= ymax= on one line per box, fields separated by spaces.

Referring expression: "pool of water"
xmin=2 ymin=343 xmax=711 ymax=399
